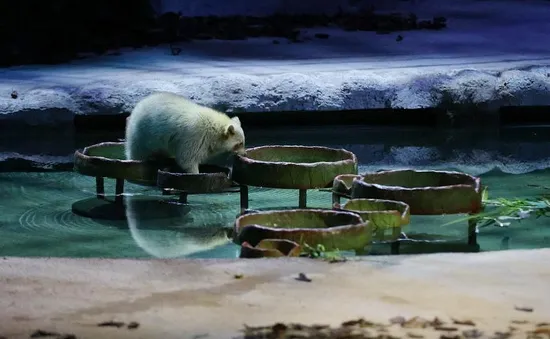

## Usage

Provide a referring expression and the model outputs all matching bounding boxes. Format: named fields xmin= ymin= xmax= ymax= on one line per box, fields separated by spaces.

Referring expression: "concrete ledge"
xmin=2 ymin=56 xmax=550 ymax=127
xmin=2 ymin=125 xmax=550 ymax=175
xmin=70 ymin=106 xmax=550 ymax=131
xmin=1 ymin=249 xmax=549 ymax=338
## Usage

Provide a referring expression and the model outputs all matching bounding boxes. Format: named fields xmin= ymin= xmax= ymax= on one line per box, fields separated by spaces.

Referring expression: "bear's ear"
xmin=231 ymin=116 xmax=241 ymax=126
xmin=224 ymin=124 xmax=236 ymax=138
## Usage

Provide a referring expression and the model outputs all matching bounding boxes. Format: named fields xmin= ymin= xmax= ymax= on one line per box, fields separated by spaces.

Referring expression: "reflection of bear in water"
xmin=125 ymin=92 xmax=246 ymax=174
xmin=125 ymin=195 xmax=234 ymax=258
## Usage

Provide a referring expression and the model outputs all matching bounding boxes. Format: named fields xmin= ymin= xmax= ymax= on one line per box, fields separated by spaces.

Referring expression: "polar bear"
xmin=125 ymin=92 xmax=246 ymax=174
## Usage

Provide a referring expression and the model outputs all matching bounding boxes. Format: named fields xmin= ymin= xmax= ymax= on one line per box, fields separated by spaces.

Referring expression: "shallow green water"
xmin=1 ymin=124 xmax=549 ymax=258
xmin=0 ymin=168 xmax=548 ymax=259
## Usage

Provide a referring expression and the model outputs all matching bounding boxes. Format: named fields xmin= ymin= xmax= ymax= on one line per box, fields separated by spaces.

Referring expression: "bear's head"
xmin=222 ymin=116 xmax=246 ymax=156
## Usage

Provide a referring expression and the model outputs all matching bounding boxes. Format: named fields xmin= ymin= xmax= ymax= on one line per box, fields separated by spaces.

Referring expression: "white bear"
xmin=125 ymin=91 xmax=246 ymax=173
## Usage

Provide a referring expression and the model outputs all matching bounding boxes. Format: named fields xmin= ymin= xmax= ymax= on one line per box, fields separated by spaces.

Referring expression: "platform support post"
xmin=467 ymin=215 xmax=478 ymax=245
xmin=240 ymin=184 xmax=249 ymax=214
xmin=298 ymin=189 xmax=307 ymax=208
xmin=115 ymin=178 xmax=124 ymax=205
xmin=332 ymin=192 xmax=340 ymax=206
xmin=96 ymin=176 xmax=105 ymax=199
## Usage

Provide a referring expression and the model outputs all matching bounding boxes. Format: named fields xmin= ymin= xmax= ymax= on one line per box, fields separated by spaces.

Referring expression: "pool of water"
xmin=0 ymin=125 xmax=549 ymax=258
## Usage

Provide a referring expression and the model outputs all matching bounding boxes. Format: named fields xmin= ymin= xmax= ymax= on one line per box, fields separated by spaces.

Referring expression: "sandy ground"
xmin=1 ymin=249 xmax=549 ymax=339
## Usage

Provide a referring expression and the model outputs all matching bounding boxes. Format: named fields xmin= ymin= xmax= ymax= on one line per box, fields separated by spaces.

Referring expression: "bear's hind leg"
xmin=188 ymin=163 xmax=200 ymax=174
xmin=125 ymin=144 xmax=150 ymax=161
xmin=174 ymin=156 xmax=200 ymax=174
xmin=174 ymin=143 xmax=202 ymax=174
xmin=124 ymin=133 xmax=151 ymax=161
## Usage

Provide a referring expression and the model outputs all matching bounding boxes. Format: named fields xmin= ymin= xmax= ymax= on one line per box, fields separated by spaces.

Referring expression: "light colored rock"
xmin=1 ymin=249 xmax=549 ymax=338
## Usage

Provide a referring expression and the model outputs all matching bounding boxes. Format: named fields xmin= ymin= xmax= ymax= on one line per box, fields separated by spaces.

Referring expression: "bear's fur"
xmin=125 ymin=92 xmax=246 ymax=174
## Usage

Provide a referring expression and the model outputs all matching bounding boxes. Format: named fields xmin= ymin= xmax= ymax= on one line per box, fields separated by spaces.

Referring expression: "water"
xmin=0 ymin=125 xmax=549 ymax=258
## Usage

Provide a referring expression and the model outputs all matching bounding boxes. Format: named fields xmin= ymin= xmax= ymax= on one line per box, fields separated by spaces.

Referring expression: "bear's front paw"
xmin=188 ymin=165 xmax=200 ymax=174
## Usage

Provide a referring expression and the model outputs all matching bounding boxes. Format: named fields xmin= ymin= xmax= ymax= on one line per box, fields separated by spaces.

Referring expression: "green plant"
xmin=302 ymin=243 xmax=347 ymax=263
xmin=443 ymin=189 xmax=550 ymax=229
xmin=472 ymin=197 xmax=549 ymax=228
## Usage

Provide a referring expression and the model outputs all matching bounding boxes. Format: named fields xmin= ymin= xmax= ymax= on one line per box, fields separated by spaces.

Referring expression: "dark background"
xmin=0 ymin=0 xmax=446 ymax=67
xmin=0 ymin=0 xmax=156 ymax=66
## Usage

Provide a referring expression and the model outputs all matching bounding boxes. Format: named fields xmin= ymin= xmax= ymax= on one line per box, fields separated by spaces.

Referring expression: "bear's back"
xmin=136 ymin=92 xmax=230 ymax=128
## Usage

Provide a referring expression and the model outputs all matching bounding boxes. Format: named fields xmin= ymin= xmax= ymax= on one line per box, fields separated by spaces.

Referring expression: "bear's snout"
xmin=233 ymin=145 xmax=246 ymax=156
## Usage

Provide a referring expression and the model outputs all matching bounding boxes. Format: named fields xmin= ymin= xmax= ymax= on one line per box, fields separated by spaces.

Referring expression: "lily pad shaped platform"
xmin=334 ymin=198 xmax=410 ymax=242
xmin=157 ymin=164 xmax=239 ymax=204
xmin=72 ymin=142 xmax=239 ymax=219
xmin=351 ymin=169 xmax=483 ymax=215
xmin=74 ymin=141 xmax=162 ymax=187
xmin=239 ymin=239 xmax=302 ymax=258
xmin=351 ymin=169 xmax=483 ymax=245
xmin=233 ymin=209 xmax=372 ymax=254
xmin=331 ymin=174 xmax=363 ymax=204
xmin=232 ymin=145 xmax=358 ymax=213
xmin=72 ymin=142 xmax=167 ymax=219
